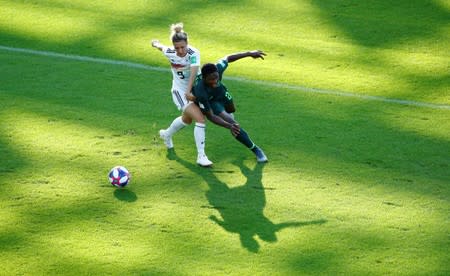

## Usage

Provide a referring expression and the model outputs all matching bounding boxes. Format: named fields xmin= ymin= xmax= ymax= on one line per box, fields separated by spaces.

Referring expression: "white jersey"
xmin=162 ymin=45 xmax=200 ymax=93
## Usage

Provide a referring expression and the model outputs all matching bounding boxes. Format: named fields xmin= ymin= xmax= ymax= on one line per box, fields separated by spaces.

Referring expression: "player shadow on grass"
xmin=169 ymin=149 xmax=327 ymax=253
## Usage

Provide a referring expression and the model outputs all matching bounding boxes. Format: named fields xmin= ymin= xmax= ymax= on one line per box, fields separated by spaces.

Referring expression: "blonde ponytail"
xmin=170 ymin=22 xmax=188 ymax=43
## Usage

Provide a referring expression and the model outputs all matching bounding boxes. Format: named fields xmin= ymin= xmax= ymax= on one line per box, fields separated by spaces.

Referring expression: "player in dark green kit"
xmin=190 ymin=50 xmax=268 ymax=163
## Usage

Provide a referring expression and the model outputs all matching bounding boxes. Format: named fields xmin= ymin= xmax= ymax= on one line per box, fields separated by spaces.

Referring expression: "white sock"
xmin=194 ymin=122 xmax=206 ymax=156
xmin=166 ymin=116 xmax=186 ymax=137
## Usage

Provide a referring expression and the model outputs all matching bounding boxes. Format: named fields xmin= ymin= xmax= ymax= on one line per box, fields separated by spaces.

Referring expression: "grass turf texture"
xmin=0 ymin=0 xmax=449 ymax=275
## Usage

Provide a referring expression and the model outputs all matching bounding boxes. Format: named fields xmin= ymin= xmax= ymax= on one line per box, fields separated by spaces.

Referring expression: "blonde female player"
xmin=151 ymin=23 xmax=212 ymax=167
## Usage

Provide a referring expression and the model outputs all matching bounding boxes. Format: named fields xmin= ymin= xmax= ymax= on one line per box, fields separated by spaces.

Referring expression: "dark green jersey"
xmin=193 ymin=58 xmax=232 ymax=114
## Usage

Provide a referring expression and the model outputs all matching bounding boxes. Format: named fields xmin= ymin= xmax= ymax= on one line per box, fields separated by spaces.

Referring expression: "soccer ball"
xmin=108 ymin=166 xmax=130 ymax=188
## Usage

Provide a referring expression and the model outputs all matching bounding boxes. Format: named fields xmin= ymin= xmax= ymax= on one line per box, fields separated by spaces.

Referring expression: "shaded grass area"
xmin=0 ymin=46 xmax=449 ymax=275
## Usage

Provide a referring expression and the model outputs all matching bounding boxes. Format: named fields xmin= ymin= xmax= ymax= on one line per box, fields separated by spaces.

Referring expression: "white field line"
xmin=1 ymin=45 xmax=449 ymax=110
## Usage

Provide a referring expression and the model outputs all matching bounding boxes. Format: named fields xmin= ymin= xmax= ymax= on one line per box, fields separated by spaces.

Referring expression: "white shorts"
xmin=172 ymin=89 xmax=191 ymax=111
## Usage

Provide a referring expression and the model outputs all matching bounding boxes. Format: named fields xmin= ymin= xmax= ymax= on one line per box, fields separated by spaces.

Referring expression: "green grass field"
xmin=1 ymin=1 xmax=449 ymax=275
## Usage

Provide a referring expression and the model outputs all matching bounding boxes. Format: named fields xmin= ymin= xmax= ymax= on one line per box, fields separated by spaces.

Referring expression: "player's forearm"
xmin=226 ymin=50 xmax=266 ymax=63
xmin=206 ymin=113 xmax=233 ymax=129
xmin=185 ymin=66 xmax=198 ymax=94
xmin=226 ymin=51 xmax=253 ymax=63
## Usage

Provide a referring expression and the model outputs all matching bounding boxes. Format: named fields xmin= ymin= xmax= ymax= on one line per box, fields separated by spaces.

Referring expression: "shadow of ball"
xmin=113 ymin=188 xmax=138 ymax=202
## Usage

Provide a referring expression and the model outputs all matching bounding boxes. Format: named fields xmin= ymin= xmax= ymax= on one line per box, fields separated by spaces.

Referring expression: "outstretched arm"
xmin=150 ymin=39 xmax=165 ymax=51
xmin=226 ymin=50 xmax=266 ymax=63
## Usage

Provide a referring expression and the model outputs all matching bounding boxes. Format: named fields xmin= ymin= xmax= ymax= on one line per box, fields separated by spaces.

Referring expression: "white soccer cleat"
xmin=159 ymin=129 xmax=173 ymax=149
xmin=197 ymin=154 xmax=213 ymax=167
xmin=254 ymin=147 xmax=268 ymax=163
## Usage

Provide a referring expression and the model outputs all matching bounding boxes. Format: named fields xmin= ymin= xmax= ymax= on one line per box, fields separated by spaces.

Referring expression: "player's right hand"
xmin=230 ymin=123 xmax=240 ymax=137
xmin=151 ymin=39 xmax=159 ymax=47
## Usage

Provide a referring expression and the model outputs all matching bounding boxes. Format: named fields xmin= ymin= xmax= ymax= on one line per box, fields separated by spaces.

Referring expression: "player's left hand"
xmin=185 ymin=92 xmax=196 ymax=101
xmin=249 ymin=50 xmax=266 ymax=60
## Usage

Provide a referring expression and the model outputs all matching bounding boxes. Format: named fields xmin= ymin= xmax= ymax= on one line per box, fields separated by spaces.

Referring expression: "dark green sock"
xmin=235 ymin=128 xmax=255 ymax=149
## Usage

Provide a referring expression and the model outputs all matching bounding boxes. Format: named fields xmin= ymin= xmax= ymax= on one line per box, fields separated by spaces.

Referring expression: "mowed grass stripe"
xmin=1 ymin=45 xmax=449 ymax=111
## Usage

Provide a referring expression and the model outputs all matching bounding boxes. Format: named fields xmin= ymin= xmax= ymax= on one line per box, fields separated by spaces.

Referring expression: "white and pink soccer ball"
xmin=108 ymin=166 xmax=130 ymax=188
